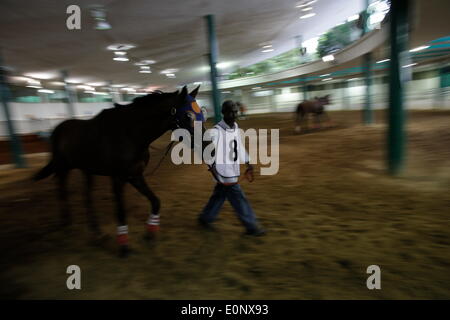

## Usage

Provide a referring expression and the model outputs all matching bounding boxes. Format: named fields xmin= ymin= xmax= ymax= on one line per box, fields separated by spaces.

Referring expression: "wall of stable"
xmin=1 ymin=76 xmax=449 ymax=137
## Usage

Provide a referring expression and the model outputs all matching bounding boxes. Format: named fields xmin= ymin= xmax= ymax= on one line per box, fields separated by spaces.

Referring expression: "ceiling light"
xmin=217 ymin=62 xmax=233 ymax=69
xmin=376 ymin=59 xmax=390 ymax=63
xmin=27 ymin=79 xmax=41 ymax=85
xmin=24 ymin=72 xmax=57 ymax=80
xmin=319 ymin=73 xmax=331 ymax=77
xmin=26 ymin=85 xmax=43 ymax=89
xmin=262 ymin=48 xmax=274 ymax=53
xmin=50 ymin=81 xmax=66 ymax=86
xmin=113 ymin=57 xmax=129 ymax=62
xmin=296 ymin=0 xmax=317 ymax=8
xmin=140 ymin=66 xmax=151 ymax=70
xmin=107 ymin=44 xmax=136 ymax=51
xmin=252 ymin=87 xmax=262 ymax=90
xmin=262 ymin=45 xmax=273 ymax=49
xmin=347 ymin=14 xmax=360 ymax=22
xmin=402 ymin=63 xmax=417 ymax=68
xmin=322 ymin=55 xmax=335 ymax=62
xmin=321 ymin=78 xmax=333 ymax=82
xmin=95 ymin=21 xmax=111 ymax=30
xmin=38 ymin=89 xmax=55 ymax=94
xmin=114 ymin=51 xmax=127 ymax=56
xmin=139 ymin=70 xmax=152 ymax=73
xmin=160 ymin=69 xmax=178 ymax=74
xmin=348 ymin=78 xmax=360 ymax=81
xmin=302 ymin=7 xmax=313 ymax=11
xmin=300 ymin=13 xmax=316 ymax=19
xmin=409 ymin=45 xmax=430 ymax=53
xmin=87 ymin=82 xmax=107 ymax=86
xmin=166 ymin=73 xmax=175 ymax=77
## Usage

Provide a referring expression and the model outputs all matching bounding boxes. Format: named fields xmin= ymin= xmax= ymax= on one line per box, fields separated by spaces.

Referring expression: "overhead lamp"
xmin=302 ymin=7 xmax=313 ymax=11
xmin=321 ymin=78 xmax=333 ymax=82
xmin=38 ymin=89 xmax=55 ymax=94
xmin=347 ymin=14 xmax=360 ymax=22
xmin=376 ymin=59 xmax=390 ymax=63
xmin=90 ymin=5 xmax=112 ymax=30
xmin=140 ymin=66 xmax=151 ymax=70
xmin=296 ymin=0 xmax=317 ymax=8
xmin=114 ymin=51 xmax=127 ymax=56
xmin=409 ymin=45 xmax=430 ymax=53
xmin=300 ymin=13 xmax=316 ymax=19
xmin=113 ymin=57 xmax=129 ymax=62
xmin=107 ymin=44 xmax=136 ymax=51
xmin=402 ymin=63 xmax=417 ymax=68
xmin=322 ymin=55 xmax=335 ymax=62
xmin=139 ymin=70 xmax=152 ymax=74
xmin=320 ymin=73 xmax=331 ymax=77
xmin=160 ymin=69 xmax=179 ymax=74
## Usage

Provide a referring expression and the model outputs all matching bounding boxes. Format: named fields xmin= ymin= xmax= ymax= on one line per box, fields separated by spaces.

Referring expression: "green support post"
xmin=363 ymin=52 xmax=373 ymax=123
xmin=388 ymin=0 xmax=410 ymax=175
xmin=303 ymin=80 xmax=308 ymax=101
xmin=362 ymin=0 xmax=373 ymax=124
xmin=205 ymin=15 xmax=222 ymax=124
xmin=0 ymin=52 xmax=26 ymax=168
xmin=60 ymin=70 xmax=75 ymax=118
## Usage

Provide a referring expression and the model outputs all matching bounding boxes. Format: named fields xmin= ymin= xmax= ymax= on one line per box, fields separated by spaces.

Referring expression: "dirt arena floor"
xmin=0 ymin=110 xmax=449 ymax=299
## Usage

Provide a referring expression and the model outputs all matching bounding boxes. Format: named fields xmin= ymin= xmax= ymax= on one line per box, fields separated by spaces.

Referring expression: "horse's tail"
xmin=33 ymin=159 xmax=55 ymax=181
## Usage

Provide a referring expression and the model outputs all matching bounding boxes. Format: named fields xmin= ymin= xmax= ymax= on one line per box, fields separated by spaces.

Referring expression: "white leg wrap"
xmin=117 ymin=225 xmax=128 ymax=235
xmin=147 ymin=214 xmax=160 ymax=226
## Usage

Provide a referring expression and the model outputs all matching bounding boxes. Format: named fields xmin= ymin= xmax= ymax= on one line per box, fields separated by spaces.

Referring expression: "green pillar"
xmin=60 ymin=70 xmax=76 ymax=117
xmin=362 ymin=0 xmax=373 ymax=124
xmin=342 ymin=80 xmax=349 ymax=110
xmin=363 ymin=52 xmax=373 ymax=123
xmin=303 ymin=80 xmax=308 ymax=100
xmin=388 ymin=0 xmax=410 ymax=175
xmin=205 ymin=15 xmax=222 ymax=124
xmin=0 ymin=53 xmax=26 ymax=168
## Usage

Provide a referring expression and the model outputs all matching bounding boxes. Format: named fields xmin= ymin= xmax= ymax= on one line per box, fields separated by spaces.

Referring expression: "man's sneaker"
xmin=244 ymin=227 xmax=266 ymax=237
xmin=198 ymin=217 xmax=216 ymax=231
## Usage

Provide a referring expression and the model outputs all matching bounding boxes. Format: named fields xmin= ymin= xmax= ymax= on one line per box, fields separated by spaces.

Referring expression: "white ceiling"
xmin=0 ymin=0 xmax=364 ymax=90
xmin=1 ymin=0 xmax=448 ymax=91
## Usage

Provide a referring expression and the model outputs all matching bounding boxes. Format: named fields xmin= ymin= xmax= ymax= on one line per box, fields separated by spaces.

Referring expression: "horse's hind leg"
xmin=83 ymin=171 xmax=101 ymax=236
xmin=128 ymin=174 xmax=161 ymax=237
xmin=56 ymin=170 xmax=71 ymax=226
xmin=111 ymin=176 xmax=130 ymax=257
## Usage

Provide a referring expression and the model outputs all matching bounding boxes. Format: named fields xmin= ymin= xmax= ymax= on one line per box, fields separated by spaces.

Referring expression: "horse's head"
xmin=318 ymin=94 xmax=331 ymax=105
xmin=172 ymin=85 xmax=206 ymax=149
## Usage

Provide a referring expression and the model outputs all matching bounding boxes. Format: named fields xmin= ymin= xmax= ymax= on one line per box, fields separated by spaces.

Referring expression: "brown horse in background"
xmin=294 ymin=95 xmax=332 ymax=133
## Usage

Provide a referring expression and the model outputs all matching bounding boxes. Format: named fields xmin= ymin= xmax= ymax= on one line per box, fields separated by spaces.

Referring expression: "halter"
xmin=151 ymin=94 xmax=205 ymax=176
xmin=170 ymin=93 xmax=205 ymax=130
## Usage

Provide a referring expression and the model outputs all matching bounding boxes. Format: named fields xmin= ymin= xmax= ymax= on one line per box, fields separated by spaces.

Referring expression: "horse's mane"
xmin=131 ymin=90 xmax=178 ymax=107
xmin=94 ymin=90 xmax=178 ymax=120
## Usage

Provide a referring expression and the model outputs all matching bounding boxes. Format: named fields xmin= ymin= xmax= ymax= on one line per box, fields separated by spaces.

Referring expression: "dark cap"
xmin=221 ymin=100 xmax=236 ymax=113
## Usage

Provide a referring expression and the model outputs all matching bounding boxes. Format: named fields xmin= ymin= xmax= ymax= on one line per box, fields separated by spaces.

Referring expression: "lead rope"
xmin=148 ymin=140 xmax=175 ymax=177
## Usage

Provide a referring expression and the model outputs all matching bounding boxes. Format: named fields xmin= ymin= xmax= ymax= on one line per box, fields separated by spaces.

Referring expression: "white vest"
xmin=209 ymin=120 xmax=249 ymax=184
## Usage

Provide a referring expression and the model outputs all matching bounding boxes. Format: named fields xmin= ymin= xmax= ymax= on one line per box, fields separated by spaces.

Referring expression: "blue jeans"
xmin=199 ymin=183 xmax=259 ymax=232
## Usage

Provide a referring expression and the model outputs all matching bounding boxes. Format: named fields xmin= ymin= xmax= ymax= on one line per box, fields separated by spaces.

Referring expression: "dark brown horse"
xmin=33 ymin=85 xmax=204 ymax=256
xmin=294 ymin=94 xmax=332 ymax=133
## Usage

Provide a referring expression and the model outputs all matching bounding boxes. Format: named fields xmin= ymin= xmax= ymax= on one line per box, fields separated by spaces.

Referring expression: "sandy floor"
xmin=0 ymin=110 xmax=449 ymax=299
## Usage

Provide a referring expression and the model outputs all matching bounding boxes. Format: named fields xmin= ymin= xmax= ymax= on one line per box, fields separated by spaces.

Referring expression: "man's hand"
xmin=245 ymin=163 xmax=254 ymax=182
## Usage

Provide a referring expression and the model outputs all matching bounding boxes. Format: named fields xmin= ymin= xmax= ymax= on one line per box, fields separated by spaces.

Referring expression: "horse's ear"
xmin=189 ymin=85 xmax=200 ymax=99
xmin=179 ymin=85 xmax=188 ymax=100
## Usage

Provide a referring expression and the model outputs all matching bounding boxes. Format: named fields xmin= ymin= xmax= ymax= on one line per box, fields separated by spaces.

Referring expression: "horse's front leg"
xmin=56 ymin=170 xmax=71 ymax=227
xmin=111 ymin=176 xmax=130 ymax=257
xmin=83 ymin=171 xmax=103 ymax=242
xmin=128 ymin=174 xmax=161 ymax=239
